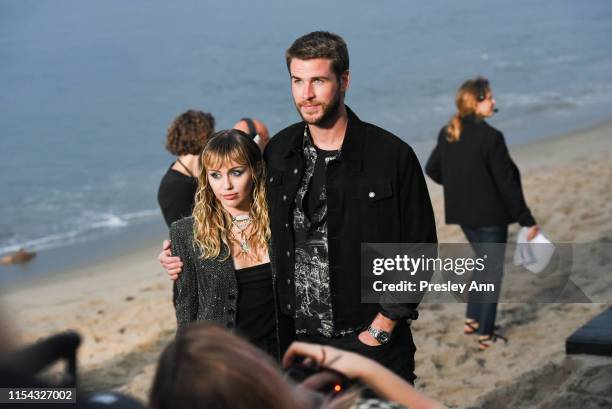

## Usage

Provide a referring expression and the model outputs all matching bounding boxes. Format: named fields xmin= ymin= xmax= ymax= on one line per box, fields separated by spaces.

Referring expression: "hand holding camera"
xmin=283 ymin=341 xmax=373 ymax=382
xmin=283 ymin=341 xmax=448 ymax=409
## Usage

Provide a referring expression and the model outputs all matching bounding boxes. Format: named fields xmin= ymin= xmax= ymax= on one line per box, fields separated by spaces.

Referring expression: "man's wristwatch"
xmin=367 ymin=325 xmax=391 ymax=344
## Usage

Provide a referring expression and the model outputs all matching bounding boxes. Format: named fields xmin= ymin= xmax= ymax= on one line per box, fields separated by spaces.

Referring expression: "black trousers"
xmin=295 ymin=321 xmax=416 ymax=384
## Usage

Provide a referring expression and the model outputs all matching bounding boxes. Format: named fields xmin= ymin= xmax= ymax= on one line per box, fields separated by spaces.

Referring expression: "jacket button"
xmin=293 ymin=168 xmax=298 ymax=174
xmin=286 ymin=251 xmax=291 ymax=257
xmin=282 ymin=195 xmax=287 ymax=201
xmin=285 ymin=223 xmax=289 ymax=228
xmin=286 ymin=279 xmax=291 ymax=285
xmin=286 ymin=304 xmax=292 ymax=310
xmin=269 ymin=176 xmax=274 ymax=183
xmin=368 ymin=191 xmax=376 ymax=198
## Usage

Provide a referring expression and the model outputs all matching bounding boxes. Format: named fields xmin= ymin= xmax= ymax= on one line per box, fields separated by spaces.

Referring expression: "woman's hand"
xmin=158 ymin=240 xmax=183 ymax=280
xmin=284 ymin=341 xmax=448 ymax=409
xmin=526 ymin=225 xmax=540 ymax=241
xmin=283 ymin=341 xmax=374 ymax=380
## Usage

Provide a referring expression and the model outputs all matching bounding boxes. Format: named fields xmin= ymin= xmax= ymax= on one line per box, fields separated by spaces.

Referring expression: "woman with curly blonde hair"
xmin=169 ymin=129 xmax=277 ymax=357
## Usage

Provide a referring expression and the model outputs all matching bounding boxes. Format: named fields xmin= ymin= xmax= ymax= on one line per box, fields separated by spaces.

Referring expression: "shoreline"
xmin=1 ymin=118 xmax=611 ymax=406
xmin=0 ymin=218 xmax=167 ymax=291
xmin=2 ymin=117 xmax=612 ymax=289
xmin=510 ymin=118 xmax=612 ymax=168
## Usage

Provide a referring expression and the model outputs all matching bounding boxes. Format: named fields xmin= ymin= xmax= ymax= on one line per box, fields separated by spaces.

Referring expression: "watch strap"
xmin=367 ymin=325 xmax=391 ymax=344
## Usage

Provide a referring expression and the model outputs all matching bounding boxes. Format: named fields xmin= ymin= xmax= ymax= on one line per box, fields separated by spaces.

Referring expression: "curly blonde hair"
xmin=192 ymin=130 xmax=270 ymax=260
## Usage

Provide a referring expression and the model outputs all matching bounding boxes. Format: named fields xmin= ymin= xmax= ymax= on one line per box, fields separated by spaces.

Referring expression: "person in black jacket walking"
xmin=425 ymin=77 xmax=539 ymax=350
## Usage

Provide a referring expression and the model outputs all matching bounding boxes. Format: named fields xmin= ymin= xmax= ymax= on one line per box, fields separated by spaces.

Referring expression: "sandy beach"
xmin=1 ymin=121 xmax=611 ymax=408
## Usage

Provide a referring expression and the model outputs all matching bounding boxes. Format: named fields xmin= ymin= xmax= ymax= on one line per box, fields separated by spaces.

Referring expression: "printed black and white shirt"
xmin=292 ymin=126 xmax=342 ymax=337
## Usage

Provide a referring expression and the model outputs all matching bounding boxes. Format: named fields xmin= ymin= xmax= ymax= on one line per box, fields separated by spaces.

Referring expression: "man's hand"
xmin=358 ymin=313 xmax=397 ymax=346
xmin=158 ymin=239 xmax=183 ymax=281
xmin=358 ymin=330 xmax=381 ymax=346
xmin=526 ymin=225 xmax=540 ymax=241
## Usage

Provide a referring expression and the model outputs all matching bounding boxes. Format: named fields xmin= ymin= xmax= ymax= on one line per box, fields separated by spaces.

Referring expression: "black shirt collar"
xmin=462 ymin=114 xmax=485 ymax=124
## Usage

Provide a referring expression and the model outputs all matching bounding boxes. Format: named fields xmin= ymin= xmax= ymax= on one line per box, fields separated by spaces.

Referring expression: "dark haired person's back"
xmin=157 ymin=110 xmax=215 ymax=228
xmin=158 ymin=169 xmax=199 ymax=228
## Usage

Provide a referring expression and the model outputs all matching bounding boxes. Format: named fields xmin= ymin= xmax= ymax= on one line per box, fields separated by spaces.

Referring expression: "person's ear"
xmin=340 ymin=70 xmax=350 ymax=92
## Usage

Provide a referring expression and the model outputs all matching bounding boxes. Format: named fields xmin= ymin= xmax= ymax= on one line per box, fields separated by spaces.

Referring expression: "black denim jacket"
xmin=171 ymin=217 xmax=239 ymax=331
xmin=264 ymin=107 xmax=438 ymax=332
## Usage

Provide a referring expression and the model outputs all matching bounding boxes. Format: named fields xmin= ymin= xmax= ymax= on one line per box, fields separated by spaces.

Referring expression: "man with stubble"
xmin=161 ymin=31 xmax=437 ymax=383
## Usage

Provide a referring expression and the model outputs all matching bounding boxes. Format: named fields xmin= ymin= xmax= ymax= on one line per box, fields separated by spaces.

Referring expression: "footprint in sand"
xmin=431 ymin=356 xmax=445 ymax=371
xmin=455 ymin=350 xmax=472 ymax=366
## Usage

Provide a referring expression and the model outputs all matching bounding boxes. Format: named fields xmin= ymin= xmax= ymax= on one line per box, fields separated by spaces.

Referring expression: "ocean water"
xmin=1 ymin=0 xmax=612 ymax=282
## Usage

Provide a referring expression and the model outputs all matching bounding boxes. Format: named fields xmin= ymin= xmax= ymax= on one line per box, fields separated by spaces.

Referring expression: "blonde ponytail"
xmin=446 ymin=114 xmax=462 ymax=142
xmin=446 ymin=76 xmax=489 ymax=143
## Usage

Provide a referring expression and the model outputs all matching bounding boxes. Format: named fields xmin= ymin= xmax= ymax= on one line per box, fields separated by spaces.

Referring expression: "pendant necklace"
xmin=231 ymin=215 xmax=252 ymax=254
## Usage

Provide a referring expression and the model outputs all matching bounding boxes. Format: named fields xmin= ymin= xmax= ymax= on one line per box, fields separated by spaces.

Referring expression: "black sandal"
xmin=464 ymin=319 xmax=479 ymax=335
xmin=478 ymin=333 xmax=508 ymax=350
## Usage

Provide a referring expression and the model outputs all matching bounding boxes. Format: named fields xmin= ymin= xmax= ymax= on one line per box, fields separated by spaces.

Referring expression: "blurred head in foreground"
xmin=149 ymin=323 xmax=298 ymax=409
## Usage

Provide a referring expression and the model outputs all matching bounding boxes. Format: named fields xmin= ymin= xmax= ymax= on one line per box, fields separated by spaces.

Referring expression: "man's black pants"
xmin=295 ymin=321 xmax=416 ymax=384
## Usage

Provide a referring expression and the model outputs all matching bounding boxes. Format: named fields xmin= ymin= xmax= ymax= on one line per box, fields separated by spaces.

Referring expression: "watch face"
xmin=377 ymin=332 xmax=390 ymax=344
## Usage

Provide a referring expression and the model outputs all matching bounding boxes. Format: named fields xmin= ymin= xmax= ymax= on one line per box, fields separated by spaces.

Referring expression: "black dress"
xmin=157 ymin=165 xmax=198 ymax=228
xmin=235 ymin=262 xmax=277 ymax=355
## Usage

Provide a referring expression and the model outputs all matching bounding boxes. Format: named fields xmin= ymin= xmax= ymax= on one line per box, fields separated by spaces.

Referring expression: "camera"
xmin=285 ymin=355 xmax=357 ymax=397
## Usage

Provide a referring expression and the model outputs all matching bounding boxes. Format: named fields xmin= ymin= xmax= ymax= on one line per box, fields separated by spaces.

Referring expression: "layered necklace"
xmin=230 ymin=214 xmax=252 ymax=254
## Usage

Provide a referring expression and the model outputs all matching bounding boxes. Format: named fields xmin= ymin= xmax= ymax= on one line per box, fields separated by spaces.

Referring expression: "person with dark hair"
xmin=157 ymin=110 xmax=215 ymax=228
xmin=160 ymin=31 xmax=437 ymax=383
xmin=425 ymin=77 xmax=539 ymax=349
xmin=149 ymin=322 xmax=446 ymax=409
xmin=266 ymin=31 xmax=436 ymax=383
xmin=169 ymin=129 xmax=277 ymax=357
